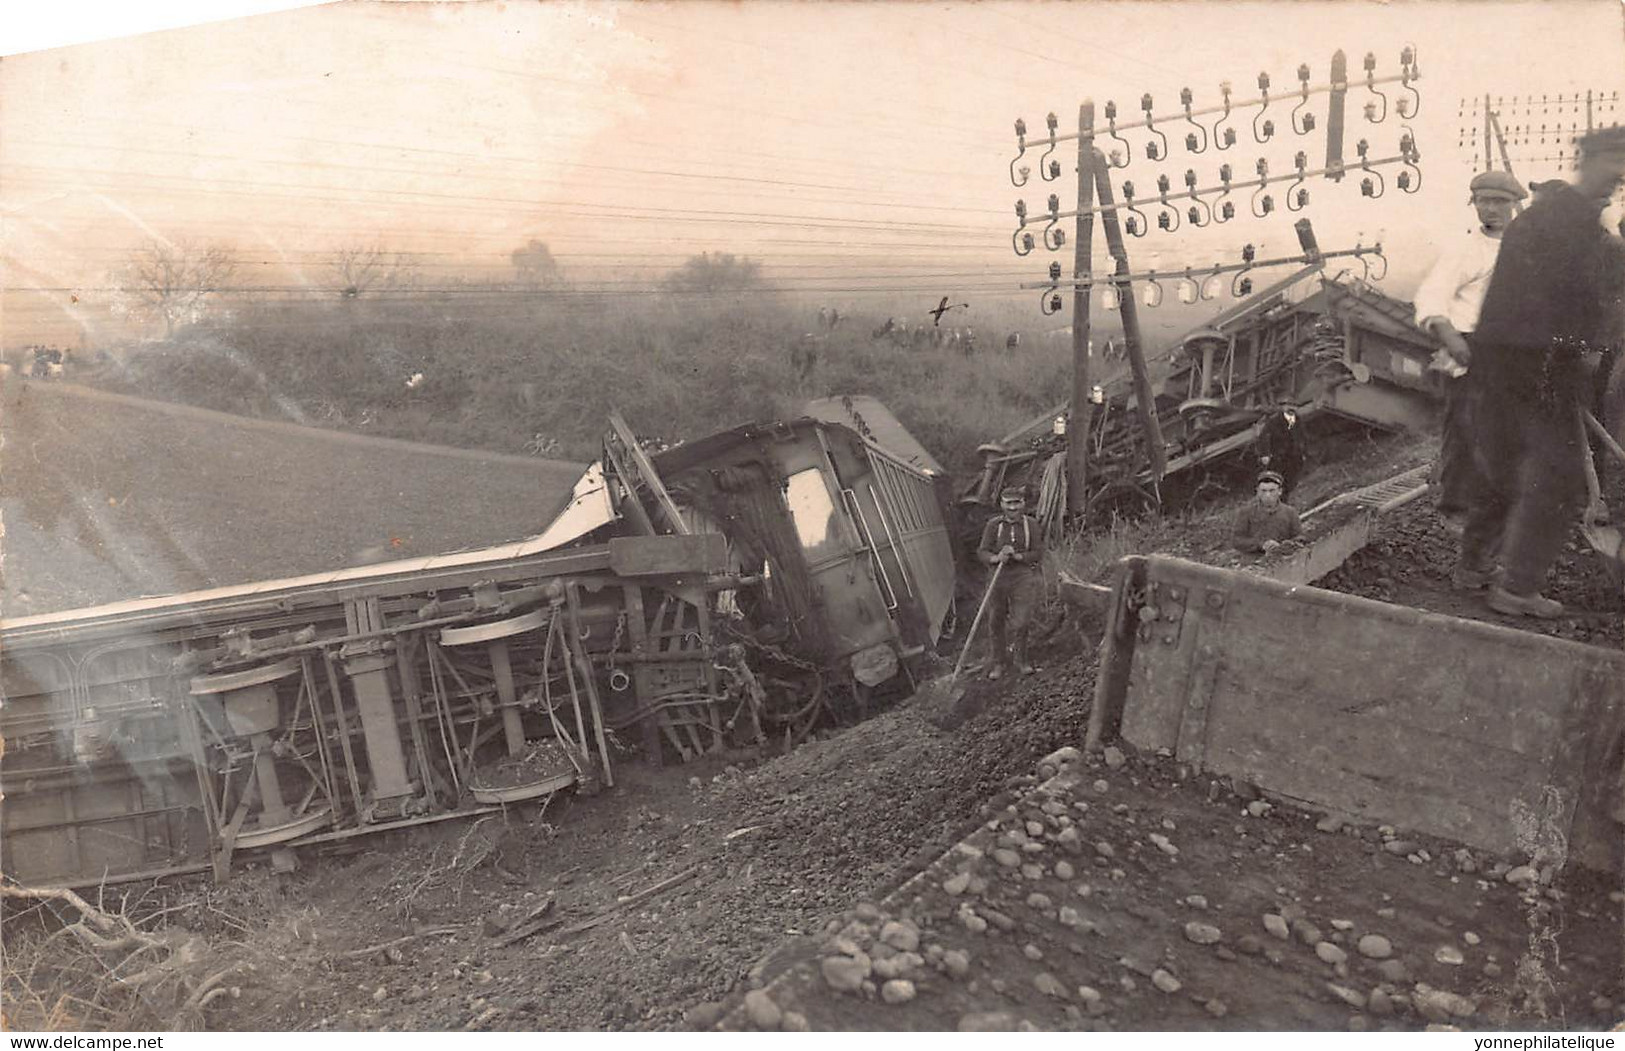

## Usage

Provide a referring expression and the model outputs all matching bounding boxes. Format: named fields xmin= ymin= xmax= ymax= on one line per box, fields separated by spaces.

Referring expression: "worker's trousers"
xmin=1436 ymin=371 xmax=1483 ymax=519
xmin=988 ymin=569 xmax=1040 ymax=667
xmin=1589 ymin=347 xmax=1618 ymax=493
xmin=1460 ymin=381 xmax=1586 ymax=595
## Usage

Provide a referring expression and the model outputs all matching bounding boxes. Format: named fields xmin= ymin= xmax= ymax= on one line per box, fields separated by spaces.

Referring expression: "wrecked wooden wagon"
xmin=0 ymin=398 xmax=957 ymax=886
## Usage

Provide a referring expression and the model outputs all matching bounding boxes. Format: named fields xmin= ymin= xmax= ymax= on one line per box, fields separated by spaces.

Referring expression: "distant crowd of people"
xmin=3 ymin=346 xmax=72 ymax=379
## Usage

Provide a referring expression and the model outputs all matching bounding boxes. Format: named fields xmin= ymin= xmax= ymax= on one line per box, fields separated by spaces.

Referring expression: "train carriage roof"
xmin=799 ymin=396 xmax=945 ymax=475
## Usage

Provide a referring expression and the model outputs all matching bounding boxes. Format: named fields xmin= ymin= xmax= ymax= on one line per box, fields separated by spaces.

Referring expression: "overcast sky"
xmin=3 ymin=0 xmax=1622 ymax=346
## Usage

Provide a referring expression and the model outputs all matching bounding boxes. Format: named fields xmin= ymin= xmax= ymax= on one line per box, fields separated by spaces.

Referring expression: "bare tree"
xmin=121 ymin=240 xmax=238 ymax=337
xmin=510 ymin=238 xmax=563 ymax=288
xmin=661 ymin=252 xmax=763 ymax=294
xmin=332 ymin=245 xmax=418 ymax=299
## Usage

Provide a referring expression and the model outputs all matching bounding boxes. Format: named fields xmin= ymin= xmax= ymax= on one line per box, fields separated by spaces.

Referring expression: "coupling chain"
xmin=732 ymin=630 xmax=820 ymax=673
xmin=607 ymin=611 xmax=627 ymax=673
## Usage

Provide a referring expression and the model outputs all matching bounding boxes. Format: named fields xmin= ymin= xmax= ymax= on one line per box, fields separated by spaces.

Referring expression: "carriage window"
xmin=784 ymin=469 xmax=842 ymax=559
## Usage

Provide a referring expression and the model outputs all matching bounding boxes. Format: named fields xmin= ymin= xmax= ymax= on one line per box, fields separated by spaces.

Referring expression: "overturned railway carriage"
xmin=0 ymin=404 xmax=955 ymax=888
xmin=566 ymin=404 xmax=958 ymax=739
xmin=967 ymin=268 xmax=1446 ymax=523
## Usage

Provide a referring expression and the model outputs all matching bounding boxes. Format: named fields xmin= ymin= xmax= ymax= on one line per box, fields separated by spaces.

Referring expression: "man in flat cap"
xmin=976 ymin=485 xmax=1044 ymax=679
xmin=1455 ymin=125 xmax=1625 ymax=617
xmin=1412 ymin=169 xmax=1525 ymax=543
xmin=1233 ymin=471 xmax=1302 ymax=555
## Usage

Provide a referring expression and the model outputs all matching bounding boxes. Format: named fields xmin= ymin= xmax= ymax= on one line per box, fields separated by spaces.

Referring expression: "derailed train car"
xmin=966 ymin=267 xmax=1445 ymax=527
xmin=0 ymin=399 xmax=955 ymax=887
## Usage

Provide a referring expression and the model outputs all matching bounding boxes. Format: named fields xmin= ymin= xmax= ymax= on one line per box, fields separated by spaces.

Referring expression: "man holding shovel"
xmin=976 ymin=485 xmax=1045 ymax=680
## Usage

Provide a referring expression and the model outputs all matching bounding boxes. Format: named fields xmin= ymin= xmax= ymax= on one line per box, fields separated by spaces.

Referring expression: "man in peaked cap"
xmin=1233 ymin=470 xmax=1302 ymax=555
xmin=976 ymin=484 xmax=1045 ymax=679
xmin=1455 ymin=124 xmax=1625 ymax=618
xmin=1412 ymin=168 xmax=1525 ymax=542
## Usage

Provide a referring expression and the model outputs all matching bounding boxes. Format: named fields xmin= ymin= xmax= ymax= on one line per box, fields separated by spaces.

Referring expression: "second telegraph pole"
xmin=1067 ymin=101 xmax=1097 ymax=519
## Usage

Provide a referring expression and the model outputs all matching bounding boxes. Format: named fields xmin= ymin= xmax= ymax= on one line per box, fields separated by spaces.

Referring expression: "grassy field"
xmin=39 ymin=285 xmax=1440 ymax=606
xmin=0 ymin=381 xmax=584 ymax=615
xmin=62 ymin=291 xmax=1138 ymax=477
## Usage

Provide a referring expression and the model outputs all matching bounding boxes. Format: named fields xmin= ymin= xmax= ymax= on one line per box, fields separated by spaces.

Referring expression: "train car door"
xmin=778 ymin=455 xmax=896 ymax=666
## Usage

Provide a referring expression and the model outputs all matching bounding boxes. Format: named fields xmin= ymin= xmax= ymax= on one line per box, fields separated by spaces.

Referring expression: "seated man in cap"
xmin=1233 ymin=471 xmax=1303 ymax=554
xmin=1457 ymin=124 xmax=1625 ymax=618
xmin=976 ymin=485 xmax=1045 ymax=679
xmin=1411 ymin=169 xmax=1525 ymax=536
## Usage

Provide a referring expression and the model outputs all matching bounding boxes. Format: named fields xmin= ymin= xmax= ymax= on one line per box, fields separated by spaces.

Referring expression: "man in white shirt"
xmin=1411 ymin=170 xmax=1526 ymax=542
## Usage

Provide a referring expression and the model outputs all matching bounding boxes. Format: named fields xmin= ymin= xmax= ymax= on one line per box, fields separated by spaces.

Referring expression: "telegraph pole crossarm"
xmin=1019 ymin=242 xmax=1386 ymax=292
xmin=1011 ymin=49 xmax=1425 ymax=524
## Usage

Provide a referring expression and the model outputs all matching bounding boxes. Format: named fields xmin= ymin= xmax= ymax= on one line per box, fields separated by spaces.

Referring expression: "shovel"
xmin=1579 ymin=409 xmax=1625 ymax=574
xmin=918 ymin=558 xmax=1005 ymax=713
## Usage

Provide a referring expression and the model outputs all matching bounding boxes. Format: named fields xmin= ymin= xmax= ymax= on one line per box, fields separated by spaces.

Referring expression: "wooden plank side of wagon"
xmin=1092 ymin=555 xmax=1625 ymax=872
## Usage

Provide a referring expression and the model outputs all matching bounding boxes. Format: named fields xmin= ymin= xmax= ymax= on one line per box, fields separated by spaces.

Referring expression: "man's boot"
xmin=1014 ymin=640 xmax=1035 ymax=676
xmin=1450 ymin=561 xmax=1496 ymax=590
xmin=1487 ymin=585 xmax=1563 ymax=619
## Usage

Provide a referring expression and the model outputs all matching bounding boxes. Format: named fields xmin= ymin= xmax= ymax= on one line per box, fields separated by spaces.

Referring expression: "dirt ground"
xmin=1318 ymin=498 xmax=1625 ymax=649
xmin=180 ymin=649 xmax=1100 ymax=1032
xmin=10 ymin=421 xmax=1621 ymax=1033
xmin=714 ymin=751 xmax=1623 ymax=1033
xmin=689 ymin=474 xmax=1625 ymax=1033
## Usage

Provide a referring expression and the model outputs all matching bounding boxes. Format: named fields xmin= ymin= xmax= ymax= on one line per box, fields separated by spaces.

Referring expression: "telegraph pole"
xmin=1463 ymin=89 xmax=1621 ymax=213
xmin=1009 ymin=48 xmax=1426 ymax=523
xmin=1092 ymin=163 xmax=1168 ymax=485
xmin=1067 ymin=102 xmax=1097 ymax=519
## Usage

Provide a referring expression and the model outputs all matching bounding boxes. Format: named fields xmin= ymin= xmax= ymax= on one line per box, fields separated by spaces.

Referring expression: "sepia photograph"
xmin=1 ymin=0 xmax=1623 ymax=1035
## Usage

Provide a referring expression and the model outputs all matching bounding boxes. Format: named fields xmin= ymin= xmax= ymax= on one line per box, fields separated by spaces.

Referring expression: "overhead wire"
xmin=421 ymin=41 xmax=1000 ymax=145
xmin=6 ymin=196 xmax=1014 ymax=248
xmin=50 ymin=107 xmax=1008 ymax=189
xmin=8 ymin=256 xmax=1044 ymax=281
xmin=2 ymin=164 xmax=1008 ymax=226
xmin=16 ymin=279 xmax=1037 ymax=295
xmin=1 ymin=7 xmax=1064 ymax=227
xmin=5 ymin=11 xmax=1113 ymax=328
xmin=6 ymin=136 xmax=1008 ymax=215
xmin=8 ymin=238 xmax=1042 ymax=270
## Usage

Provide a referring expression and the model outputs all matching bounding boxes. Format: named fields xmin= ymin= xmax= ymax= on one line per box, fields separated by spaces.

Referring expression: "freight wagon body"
xmin=1088 ymin=555 xmax=1625 ymax=874
xmin=965 ymin=268 xmax=1445 ymax=523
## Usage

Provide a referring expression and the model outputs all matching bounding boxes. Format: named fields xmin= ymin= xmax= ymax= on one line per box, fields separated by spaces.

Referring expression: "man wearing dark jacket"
xmin=1233 ymin=471 xmax=1302 ymax=554
xmin=1254 ymin=406 xmax=1307 ymax=500
xmin=977 ymin=486 xmax=1045 ymax=679
xmin=1456 ymin=126 xmax=1625 ymax=617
